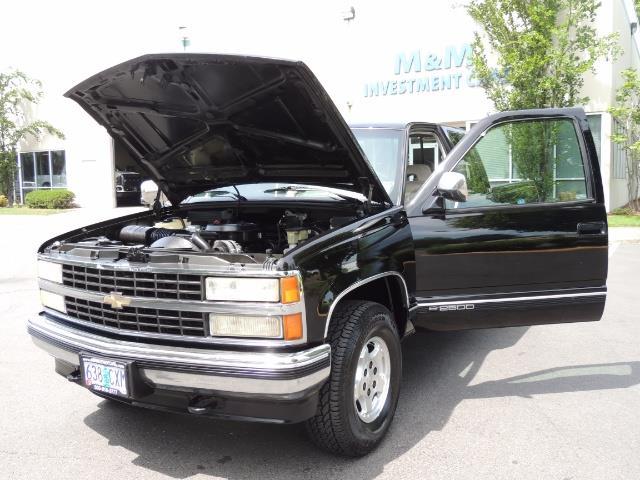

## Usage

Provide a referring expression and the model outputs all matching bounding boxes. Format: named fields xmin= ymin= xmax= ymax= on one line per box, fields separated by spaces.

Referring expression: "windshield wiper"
xmin=264 ymin=186 xmax=312 ymax=193
xmin=231 ymin=185 xmax=247 ymax=202
xmin=264 ymin=185 xmax=362 ymax=203
xmin=183 ymin=189 xmax=247 ymax=204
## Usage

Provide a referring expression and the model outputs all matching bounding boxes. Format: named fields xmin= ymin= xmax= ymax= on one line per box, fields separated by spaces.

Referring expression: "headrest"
xmin=406 ymin=164 xmax=432 ymax=182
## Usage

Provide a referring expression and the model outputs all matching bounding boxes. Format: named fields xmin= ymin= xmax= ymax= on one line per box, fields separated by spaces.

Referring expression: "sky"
xmin=1 ymin=1 xmax=366 ymax=93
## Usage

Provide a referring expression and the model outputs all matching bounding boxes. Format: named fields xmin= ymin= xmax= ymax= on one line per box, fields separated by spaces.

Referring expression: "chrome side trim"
xmin=323 ymin=271 xmax=410 ymax=339
xmin=410 ymin=291 xmax=606 ymax=311
xmin=28 ymin=314 xmax=330 ymax=396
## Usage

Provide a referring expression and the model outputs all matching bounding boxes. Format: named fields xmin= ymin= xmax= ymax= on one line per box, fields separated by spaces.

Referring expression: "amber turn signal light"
xmin=283 ymin=313 xmax=303 ymax=340
xmin=280 ymin=276 xmax=300 ymax=304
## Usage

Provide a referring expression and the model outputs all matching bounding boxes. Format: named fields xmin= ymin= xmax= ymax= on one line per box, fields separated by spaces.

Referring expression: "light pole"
xmin=341 ymin=6 xmax=356 ymax=22
xmin=179 ymin=26 xmax=190 ymax=52
xmin=341 ymin=7 xmax=356 ymax=115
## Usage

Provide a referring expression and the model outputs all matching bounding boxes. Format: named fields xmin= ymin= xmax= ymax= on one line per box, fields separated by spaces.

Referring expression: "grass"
xmin=608 ymin=214 xmax=640 ymax=227
xmin=0 ymin=207 xmax=68 ymax=215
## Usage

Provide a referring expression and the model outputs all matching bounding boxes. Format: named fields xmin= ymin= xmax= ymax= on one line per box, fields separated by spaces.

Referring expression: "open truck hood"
xmin=65 ymin=54 xmax=391 ymax=206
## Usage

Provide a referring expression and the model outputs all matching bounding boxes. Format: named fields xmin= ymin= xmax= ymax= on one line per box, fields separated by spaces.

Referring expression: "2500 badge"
xmin=428 ymin=304 xmax=475 ymax=312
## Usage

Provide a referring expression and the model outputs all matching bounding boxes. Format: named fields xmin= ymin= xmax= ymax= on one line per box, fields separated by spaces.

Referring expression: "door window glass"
xmin=446 ymin=118 xmax=588 ymax=209
xmin=444 ymin=127 xmax=465 ymax=146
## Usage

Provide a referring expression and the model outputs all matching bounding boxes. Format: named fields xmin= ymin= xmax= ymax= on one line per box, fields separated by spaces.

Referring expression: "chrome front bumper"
xmin=27 ymin=313 xmax=331 ymax=398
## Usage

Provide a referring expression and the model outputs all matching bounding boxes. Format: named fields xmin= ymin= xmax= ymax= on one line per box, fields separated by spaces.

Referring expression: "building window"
xmin=50 ymin=151 xmax=67 ymax=187
xmin=612 ymin=120 xmax=627 ymax=180
xmin=15 ymin=150 xmax=67 ymax=203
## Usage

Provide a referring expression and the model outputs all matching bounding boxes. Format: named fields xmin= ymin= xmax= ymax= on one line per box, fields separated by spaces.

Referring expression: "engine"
xmin=104 ymin=208 xmax=345 ymax=255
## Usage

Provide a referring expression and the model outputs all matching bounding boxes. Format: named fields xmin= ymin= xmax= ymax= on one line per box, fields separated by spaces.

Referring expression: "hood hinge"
xmin=358 ymin=177 xmax=373 ymax=213
xmin=152 ymin=187 xmax=163 ymax=217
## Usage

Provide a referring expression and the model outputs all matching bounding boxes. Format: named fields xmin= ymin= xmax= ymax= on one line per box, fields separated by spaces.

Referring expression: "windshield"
xmin=180 ymin=128 xmax=405 ymax=205
xmin=350 ymin=128 xmax=404 ymax=203
xmin=182 ymin=183 xmax=366 ymax=204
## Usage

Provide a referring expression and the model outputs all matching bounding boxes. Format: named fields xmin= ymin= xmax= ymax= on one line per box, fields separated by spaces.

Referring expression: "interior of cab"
xmin=404 ymin=133 xmax=444 ymax=204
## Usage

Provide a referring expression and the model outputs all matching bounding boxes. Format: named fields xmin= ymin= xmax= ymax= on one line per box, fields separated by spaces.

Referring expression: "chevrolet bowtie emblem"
xmin=103 ymin=292 xmax=132 ymax=310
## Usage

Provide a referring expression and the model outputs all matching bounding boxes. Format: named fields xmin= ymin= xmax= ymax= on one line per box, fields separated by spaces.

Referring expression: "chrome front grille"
xmin=61 ymin=264 xmax=207 ymax=337
xmin=62 ymin=265 xmax=203 ymax=300
xmin=64 ymin=297 xmax=207 ymax=336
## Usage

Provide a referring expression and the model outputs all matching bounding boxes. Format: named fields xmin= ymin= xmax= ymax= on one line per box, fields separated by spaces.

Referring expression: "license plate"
xmin=81 ymin=356 xmax=129 ymax=397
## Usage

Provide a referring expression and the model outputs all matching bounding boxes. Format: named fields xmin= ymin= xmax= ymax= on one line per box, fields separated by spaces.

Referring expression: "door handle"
xmin=577 ymin=221 xmax=606 ymax=235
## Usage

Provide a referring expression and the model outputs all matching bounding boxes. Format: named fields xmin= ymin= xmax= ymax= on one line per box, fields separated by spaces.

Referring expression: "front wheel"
xmin=305 ymin=300 xmax=402 ymax=456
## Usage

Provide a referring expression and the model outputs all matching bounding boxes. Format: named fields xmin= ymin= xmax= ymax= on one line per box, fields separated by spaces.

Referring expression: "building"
xmin=3 ymin=0 xmax=639 ymax=211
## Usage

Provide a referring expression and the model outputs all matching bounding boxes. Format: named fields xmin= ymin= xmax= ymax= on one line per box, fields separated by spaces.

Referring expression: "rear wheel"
xmin=306 ymin=300 xmax=401 ymax=456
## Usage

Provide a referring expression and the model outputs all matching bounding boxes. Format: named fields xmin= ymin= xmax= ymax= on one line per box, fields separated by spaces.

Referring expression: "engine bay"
xmin=50 ymin=205 xmax=364 ymax=262
xmin=116 ymin=209 xmax=317 ymax=255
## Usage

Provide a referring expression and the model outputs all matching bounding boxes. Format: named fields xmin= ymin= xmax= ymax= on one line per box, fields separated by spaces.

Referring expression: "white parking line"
xmin=609 ymin=242 xmax=619 ymax=259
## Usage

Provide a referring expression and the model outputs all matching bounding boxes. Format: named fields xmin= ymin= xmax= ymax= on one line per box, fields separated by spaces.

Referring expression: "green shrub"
xmin=0 ymin=195 xmax=7 ymax=207
xmin=488 ymin=181 xmax=539 ymax=204
xmin=610 ymin=206 xmax=634 ymax=216
xmin=25 ymin=189 xmax=75 ymax=209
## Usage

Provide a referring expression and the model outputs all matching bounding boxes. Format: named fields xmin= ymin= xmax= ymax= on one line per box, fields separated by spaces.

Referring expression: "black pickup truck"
xmin=29 ymin=54 xmax=608 ymax=457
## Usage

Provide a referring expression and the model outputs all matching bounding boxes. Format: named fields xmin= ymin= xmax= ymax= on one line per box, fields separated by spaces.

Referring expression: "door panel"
xmin=407 ymin=108 xmax=607 ymax=330
xmin=411 ymin=203 xmax=607 ymax=294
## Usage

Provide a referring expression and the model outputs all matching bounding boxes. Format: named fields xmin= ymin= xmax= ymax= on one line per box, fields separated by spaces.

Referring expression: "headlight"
xmin=206 ymin=277 xmax=298 ymax=302
xmin=205 ymin=276 xmax=300 ymax=303
xmin=210 ymin=314 xmax=282 ymax=338
xmin=40 ymin=290 xmax=66 ymax=313
xmin=209 ymin=313 xmax=303 ymax=340
xmin=38 ymin=260 xmax=63 ymax=284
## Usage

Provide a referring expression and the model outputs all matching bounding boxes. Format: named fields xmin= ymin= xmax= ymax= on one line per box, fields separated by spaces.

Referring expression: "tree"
xmin=609 ymin=69 xmax=640 ymax=211
xmin=466 ymin=0 xmax=620 ymax=110
xmin=0 ymin=70 xmax=64 ymax=204
xmin=465 ymin=0 xmax=620 ymax=202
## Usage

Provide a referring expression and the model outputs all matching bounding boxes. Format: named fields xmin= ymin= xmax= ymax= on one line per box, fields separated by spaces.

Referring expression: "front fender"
xmin=291 ymin=208 xmax=414 ymax=343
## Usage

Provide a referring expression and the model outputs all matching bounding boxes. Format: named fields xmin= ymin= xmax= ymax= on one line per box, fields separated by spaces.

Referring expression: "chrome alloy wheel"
xmin=353 ymin=335 xmax=391 ymax=423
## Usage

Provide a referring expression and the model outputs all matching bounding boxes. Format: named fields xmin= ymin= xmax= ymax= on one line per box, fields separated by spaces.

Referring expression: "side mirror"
xmin=437 ymin=172 xmax=468 ymax=202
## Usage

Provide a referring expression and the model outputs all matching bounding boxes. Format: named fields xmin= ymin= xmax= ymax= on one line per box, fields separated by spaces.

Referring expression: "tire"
xmin=306 ymin=300 xmax=402 ymax=456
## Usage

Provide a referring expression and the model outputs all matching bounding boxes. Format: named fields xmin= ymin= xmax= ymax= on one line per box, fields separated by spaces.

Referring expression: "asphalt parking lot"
xmin=1 ymin=210 xmax=639 ymax=480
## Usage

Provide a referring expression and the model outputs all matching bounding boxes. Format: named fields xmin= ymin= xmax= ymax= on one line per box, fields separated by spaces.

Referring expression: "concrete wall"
xmin=320 ymin=2 xmax=494 ymax=125
xmin=588 ymin=0 xmax=640 ymax=210
xmin=18 ymin=93 xmax=116 ymax=208
xmin=609 ymin=0 xmax=640 ymax=210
